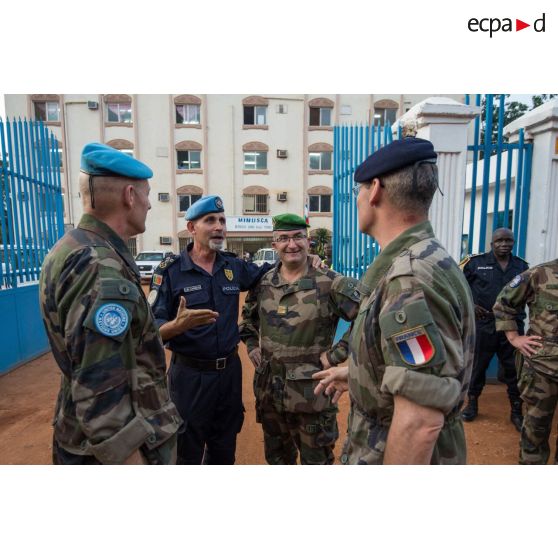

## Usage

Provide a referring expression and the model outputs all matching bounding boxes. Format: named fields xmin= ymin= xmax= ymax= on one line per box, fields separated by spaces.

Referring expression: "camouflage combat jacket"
xmin=344 ymin=221 xmax=475 ymax=464
xmin=239 ymin=259 xmax=363 ymax=414
xmin=39 ymin=214 xmax=182 ymax=464
xmin=494 ymin=259 xmax=558 ymax=378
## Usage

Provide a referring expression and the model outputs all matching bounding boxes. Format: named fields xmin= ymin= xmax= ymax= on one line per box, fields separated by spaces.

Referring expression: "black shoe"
xmin=462 ymin=396 xmax=478 ymax=422
xmin=510 ymin=400 xmax=523 ymax=433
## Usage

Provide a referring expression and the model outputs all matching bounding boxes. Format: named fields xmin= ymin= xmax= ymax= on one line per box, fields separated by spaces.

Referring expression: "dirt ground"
xmin=0 ymin=292 xmax=542 ymax=465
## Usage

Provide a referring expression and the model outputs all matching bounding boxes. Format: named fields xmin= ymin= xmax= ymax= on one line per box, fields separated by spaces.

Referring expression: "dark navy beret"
xmin=185 ymin=195 xmax=225 ymax=221
xmin=354 ymin=137 xmax=437 ymax=183
xmin=80 ymin=143 xmax=153 ymax=179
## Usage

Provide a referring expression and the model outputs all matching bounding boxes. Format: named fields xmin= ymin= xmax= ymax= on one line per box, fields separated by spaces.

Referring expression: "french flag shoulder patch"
xmin=392 ymin=326 xmax=435 ymax=366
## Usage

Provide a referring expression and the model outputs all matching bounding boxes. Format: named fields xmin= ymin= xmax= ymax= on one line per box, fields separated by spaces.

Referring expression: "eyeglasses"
xmin=274 ymin=234 xmax=307 ymax=244
xmin=352 ymin=182 xmax=375 ymax=197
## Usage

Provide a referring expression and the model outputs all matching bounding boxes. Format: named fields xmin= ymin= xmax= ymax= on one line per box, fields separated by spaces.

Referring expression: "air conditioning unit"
xmin=158 ymin=193 xmax=170 ymax=202
xmin=160 ymin=236 xmax=173 ymax=245
xmin=276 ymin=149 xmax=288 ymax=159
xmin=87 ymin=101 xmax=99 ymax=110
xmin=277 ymin=192 xmax=288 ymax=202
xmin=276 ymin=104 xmax=288 ymax=114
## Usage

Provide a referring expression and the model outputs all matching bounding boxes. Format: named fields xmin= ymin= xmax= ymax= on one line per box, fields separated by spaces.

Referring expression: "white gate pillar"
xmin=505 ymin=100 xmax=558 ymax=265
xmin=397 ymin=97 xmax=480 ymax=261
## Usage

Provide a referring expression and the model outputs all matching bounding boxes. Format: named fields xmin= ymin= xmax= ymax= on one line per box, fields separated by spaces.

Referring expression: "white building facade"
xmin=4 ymin=93 xmax=464 ymax=256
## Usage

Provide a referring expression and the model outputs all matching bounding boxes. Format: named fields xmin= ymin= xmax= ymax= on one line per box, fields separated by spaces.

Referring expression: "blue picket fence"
xmin=0 ymin=118 xmax=64 ymax=374
xmin=332 ymin=123 xmax=393 ymax=278
xmin=463 ymin=94 xmax=532 ymax=259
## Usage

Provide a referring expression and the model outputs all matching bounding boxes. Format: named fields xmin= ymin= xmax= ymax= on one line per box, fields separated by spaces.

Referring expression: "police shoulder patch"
xmin=156 ymin=254 xmax=180 ymax=272
xmin=509 ymin=274 xmax=523 ymax=288
xmin=459 ymin=254 xmax=478 ymax=270
xmin=94 ymin=303 xmax=130 ymax=337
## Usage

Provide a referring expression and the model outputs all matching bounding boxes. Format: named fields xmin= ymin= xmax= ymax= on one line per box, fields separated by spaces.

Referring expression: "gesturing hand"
xmin=173 ymin=296 xmax=219 ymax=333
xmin=312 ymin=366 xmax=349 ymax=404
xmin=309 ymin=254 xmax=327 ymax=269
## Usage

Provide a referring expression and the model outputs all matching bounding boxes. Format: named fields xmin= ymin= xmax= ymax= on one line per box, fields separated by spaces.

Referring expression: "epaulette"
xmin=155 ymin=253 xmax=180 ymax=272
xmin=459 ymin=253 xmax=480 ymax=270
xmin=513 ymin=255 xmax=529 ymax=265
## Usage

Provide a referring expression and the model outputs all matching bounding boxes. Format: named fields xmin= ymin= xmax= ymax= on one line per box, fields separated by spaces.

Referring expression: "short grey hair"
xmin=379 ymin=163 xmax=439 ymax=214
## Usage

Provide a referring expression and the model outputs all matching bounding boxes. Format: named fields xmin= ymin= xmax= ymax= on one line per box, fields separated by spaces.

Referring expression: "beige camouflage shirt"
xmin=39 ymin=214 xmax=182 ymax=464
xmin=494 ymin=259 xmax=558 ymax=378
xmin=239 ymin=259 xmax=362 ymax=414
xmin=343 ymin=221 xmax=475 ymax=464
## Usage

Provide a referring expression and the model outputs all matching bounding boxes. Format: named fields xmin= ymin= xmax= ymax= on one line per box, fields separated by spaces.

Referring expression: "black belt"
xmin=172 ymin=348 xmax=238 ymax=371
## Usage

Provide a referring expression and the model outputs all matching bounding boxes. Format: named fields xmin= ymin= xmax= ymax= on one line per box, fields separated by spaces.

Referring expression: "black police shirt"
xmin=463 ymin=251 xmax=528 ymax=331
xmin=152 ymin=245 xmax=271 ymax=358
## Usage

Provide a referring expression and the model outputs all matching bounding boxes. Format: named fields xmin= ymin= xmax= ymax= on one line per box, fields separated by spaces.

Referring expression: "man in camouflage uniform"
xmin=494 ymin=259 xmax=558 ymax=464
xmin=314 ymin=138 xmax=475 ymax=464
xmin=39 ymin=143 xmax=182 ymax=465
xmin=239 ymin=213 xmax=362 ymax=464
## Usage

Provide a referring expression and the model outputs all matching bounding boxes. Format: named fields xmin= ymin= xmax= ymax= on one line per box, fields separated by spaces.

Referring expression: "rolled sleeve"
xmin=88 ymin=415 xmax=155 ymax=464
xmin=381 ymin=365 xmax=462 ymax=414
xmin=495 ymin=319 xmax=519 ymax=332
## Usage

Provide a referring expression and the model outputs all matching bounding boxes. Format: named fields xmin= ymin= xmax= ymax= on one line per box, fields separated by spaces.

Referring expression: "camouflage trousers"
xmin=518 ymin=363 xmax=558 ymax=465
xmin=254 ymin=372 xmax=338 ymax=465
xmin=52 ymin=433 xmax=177 ymax=465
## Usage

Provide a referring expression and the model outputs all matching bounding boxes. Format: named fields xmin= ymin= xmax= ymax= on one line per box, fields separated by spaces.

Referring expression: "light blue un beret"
xmin=80 ymin=142 xmax=153 ymax=179
xmin=185 ymin=195 xmax=225 ymax=221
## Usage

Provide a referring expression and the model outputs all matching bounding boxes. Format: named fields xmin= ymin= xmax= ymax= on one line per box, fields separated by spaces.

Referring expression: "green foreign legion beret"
xmin=80 ymin=142 xmax=153 ymax=179
xmin=185 ymin=195 xmax=225 ymax=221
xmin=272 ymin=213 xmax=310 ymax=231
xmin=354 ymin=137 xmax=437 ymax=183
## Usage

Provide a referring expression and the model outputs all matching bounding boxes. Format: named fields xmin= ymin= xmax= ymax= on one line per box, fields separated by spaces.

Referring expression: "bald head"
xmin=491 ymin=228 xmax=515 ymax=258
xmin=492 ymin=228 xmax=514 ymax=242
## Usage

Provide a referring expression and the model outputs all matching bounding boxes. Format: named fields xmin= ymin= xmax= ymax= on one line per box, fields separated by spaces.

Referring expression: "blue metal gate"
xmin=463 ymin=94 xmax=532 ymax=259
xmin=0 ymin=118 xmax=64 ymax=374
xmin=332 ymin=123 xmax=393 ymax=277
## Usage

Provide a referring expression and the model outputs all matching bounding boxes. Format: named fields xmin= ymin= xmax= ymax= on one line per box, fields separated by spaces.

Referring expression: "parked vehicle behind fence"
xmin=135 ymin=250 xmax=174 ymax=282
xmin=252 ymin=248 xmax=277 ymax=267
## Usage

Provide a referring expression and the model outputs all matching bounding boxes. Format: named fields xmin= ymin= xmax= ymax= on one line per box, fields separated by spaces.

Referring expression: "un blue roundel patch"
xmin=94 ymin=303 xmax=129 ymax=337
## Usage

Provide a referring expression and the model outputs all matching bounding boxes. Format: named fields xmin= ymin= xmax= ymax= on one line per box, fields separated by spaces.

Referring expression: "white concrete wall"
xmin=4 ymin=93 xmax=465 ymax=255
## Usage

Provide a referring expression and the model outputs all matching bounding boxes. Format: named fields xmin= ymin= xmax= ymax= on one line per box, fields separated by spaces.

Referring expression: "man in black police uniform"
xmin=147 ymin=195 xmax=276 ymax=464
xmin=460 ymin=228 xmax=528 ymax=431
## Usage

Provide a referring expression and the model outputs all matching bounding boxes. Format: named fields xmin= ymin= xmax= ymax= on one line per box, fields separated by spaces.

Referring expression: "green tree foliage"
xmin=312 ymin=228 xmax=330 ymax=260
xmin=480 ymin=94 xmax=557 ymax=146
xmin=532 ymin=94 xmax=557 ymax=108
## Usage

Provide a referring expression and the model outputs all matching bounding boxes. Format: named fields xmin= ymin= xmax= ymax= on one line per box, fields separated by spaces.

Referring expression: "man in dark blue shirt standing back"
xmin=460 ymin=228 xmax=529 ymax=431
